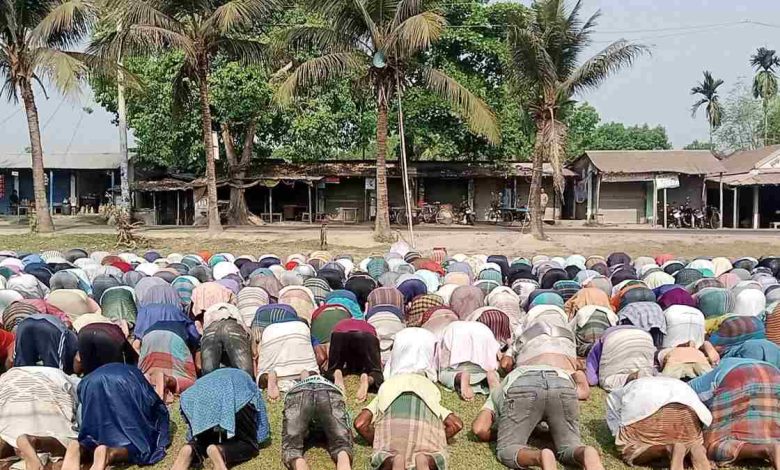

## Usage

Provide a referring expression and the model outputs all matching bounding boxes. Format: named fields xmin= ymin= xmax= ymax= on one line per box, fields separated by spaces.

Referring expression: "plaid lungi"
xmin=705 ymin=363 xmax=780 ymax=463
xmin=617 ymin=403 xmax=704 ymax=465
xmin=370 ymin=392 xmax=448 ymax=470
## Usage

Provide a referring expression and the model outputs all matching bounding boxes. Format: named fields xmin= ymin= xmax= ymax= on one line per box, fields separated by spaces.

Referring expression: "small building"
xmin=708 ymin=145 xmax=780 ymax=228
xmin=570 ymin=150 xmax=726 ymax=225
xmin=0 ymin=153 xmax=120 ymax=215
xmin=133 ymin=160 xmax=575 ymax=225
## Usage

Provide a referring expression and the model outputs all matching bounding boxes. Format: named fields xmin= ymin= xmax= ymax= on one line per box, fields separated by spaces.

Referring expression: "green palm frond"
xmin=275 ymin=52 xmax=367 ymax=105
xmin=208 ymin=0 xmax=281 ymax=33
xmin=422 ymin=67 xmax=500 ymax=144
xmin=32 ymin=0 xmax=96 ymax=48
xmin=690 ymin=98 xmax=707 ymax=118
xmin=563 ymin=40 xmax=648 ymax=95
xmin=29 ymin=47 xmax=88 ymax=96
xmin=506 ymin=20 xmax=557 ymax=90
xmin=387 ymin=10 xmax=445 ymax=59
xmin=275 ymin=25 xmax=356 ymax=55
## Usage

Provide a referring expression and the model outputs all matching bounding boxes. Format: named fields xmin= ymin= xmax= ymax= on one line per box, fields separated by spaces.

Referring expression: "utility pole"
xmin=117 ymin=20 xmax=130 ymax=208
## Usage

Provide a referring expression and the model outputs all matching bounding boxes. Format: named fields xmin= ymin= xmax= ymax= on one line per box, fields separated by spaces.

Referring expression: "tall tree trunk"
xmin=196 ymin=63 xmax=222 ymax=233
xmin=221 ymin=121 xmax=256 ymax=226
xmin=529 ymin=128 xmax=546 ymax=240
xmin=19 ymin=78 xmax=54 ymax=233
xmin=374 ymin=94 xmax=392 ymax=241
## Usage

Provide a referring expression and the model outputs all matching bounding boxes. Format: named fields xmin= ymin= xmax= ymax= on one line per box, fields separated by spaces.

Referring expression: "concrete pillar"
xmin=663 ymin=188 xmax=668 ymax=228
xmin=48 ymin=170 xmax=54 ymax=211
xmin=586 ymin=171 xmax=593 ymax=222
xmin=718 ymin=176 xmax=723 ymax=229
xmin=70 ymin=172 xmax=76 ymax=203
xmin=753 ymin=185 xmax=760 ymax=229
xmin=652 ymin=179 xmax=658 ymax=227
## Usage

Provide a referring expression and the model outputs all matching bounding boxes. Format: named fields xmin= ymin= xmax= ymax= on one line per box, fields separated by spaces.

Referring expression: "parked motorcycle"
xmin=455 ymin=200 xmax=476 ymax=225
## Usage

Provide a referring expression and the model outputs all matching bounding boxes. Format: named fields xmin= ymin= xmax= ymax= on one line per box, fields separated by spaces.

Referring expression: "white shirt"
xmin=606 ymin=376 xmax=712 ymax=436
xmin=662 ymin=306 xmax=705 ymax=348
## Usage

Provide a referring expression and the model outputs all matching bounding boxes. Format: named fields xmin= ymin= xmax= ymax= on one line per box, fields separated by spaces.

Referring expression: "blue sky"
xmin=0 ymin=0 xmax=777 ymax=153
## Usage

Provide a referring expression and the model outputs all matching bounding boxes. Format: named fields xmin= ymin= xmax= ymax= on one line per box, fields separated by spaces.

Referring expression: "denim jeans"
xmin=281 ymin=383 xmax=353 ymax=468
xmin=496 ymin=371 xmax=581 ymax=467
xmin=200 ymin=319 xmax=254 ymax=377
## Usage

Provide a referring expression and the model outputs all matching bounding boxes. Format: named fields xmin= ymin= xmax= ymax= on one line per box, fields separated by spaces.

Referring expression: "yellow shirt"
xmin=364 ymin=373 xmax=452 ymax=423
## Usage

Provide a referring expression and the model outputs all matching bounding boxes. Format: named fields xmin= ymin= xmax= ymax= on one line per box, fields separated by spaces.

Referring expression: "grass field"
xmin=0 ymin=231 xmax=773 ymax=469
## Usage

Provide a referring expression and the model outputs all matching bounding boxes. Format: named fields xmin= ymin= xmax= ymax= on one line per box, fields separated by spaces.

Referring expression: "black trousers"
xmin=191 ymin=404 xmax=259 ymax=467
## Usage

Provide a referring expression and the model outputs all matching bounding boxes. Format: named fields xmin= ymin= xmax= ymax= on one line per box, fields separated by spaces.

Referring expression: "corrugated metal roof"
xmin=578 ymin=150 xmax=725 ymax=175
xmin=0 ymin=153 xmax=121 ymax=170
xmin=720 ymin=145 xmax=780 ymax=174
xmin=717 ymin=171 xmax=780 ymax=186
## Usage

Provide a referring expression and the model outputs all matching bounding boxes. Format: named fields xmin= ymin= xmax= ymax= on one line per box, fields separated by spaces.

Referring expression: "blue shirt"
xmin=179 ymin=368 xmax=269 ymax=443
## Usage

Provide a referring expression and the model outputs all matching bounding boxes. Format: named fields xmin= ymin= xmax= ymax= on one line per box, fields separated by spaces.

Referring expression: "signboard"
xmin=365 ymin=177 xmax=376 ymax=190
xmin=324 ymin=177 xmax=340 ymax=184
xmin=655 ymin=175 xmax=679 ymax=189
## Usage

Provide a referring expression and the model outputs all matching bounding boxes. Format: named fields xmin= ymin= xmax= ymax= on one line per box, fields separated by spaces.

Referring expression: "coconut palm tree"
xmin=276 ymin=0 xmax=500 ymax=241
xmin=0 ymin=0 xmax=98 ymax=233
xmin=691 ymin=70 xmax=724 ymax=148
xmin=750 ymin=47 xmax=780 ymax=145
xmin=92 ymin=0 xmax=281 ymax=233
xmin=505 ymin=0 xmax=646 ymax=239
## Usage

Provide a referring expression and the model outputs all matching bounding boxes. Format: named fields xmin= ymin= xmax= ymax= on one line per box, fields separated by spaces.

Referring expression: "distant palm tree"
xmin=276 ymin=0 xmax=500 ymax=241
xmin=92 ymin=0 xmax=281 ymax=233
xmin=691 ymin=71 xmax=724 ymax=148
xmin=505 ymin=0 xmax=647 ymax=239
xmin=750 ymin=47 xmax=780 ymax=145
xmin=0 ymin=0 xmax=97 ymax=233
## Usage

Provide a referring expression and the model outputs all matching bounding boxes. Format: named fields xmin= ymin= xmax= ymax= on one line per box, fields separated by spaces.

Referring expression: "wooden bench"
xmin=772 ymin=222 xmax=780 ymax=229
xmin=261 ymin=213 xmax=283 ymax=223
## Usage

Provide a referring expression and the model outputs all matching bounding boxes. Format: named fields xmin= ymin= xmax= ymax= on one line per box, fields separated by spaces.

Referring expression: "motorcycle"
xmin=455 ymin=201 xmax=476 ymax=225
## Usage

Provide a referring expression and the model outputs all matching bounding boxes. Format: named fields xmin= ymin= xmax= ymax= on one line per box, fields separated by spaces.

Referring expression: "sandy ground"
xmin=0 ymin=216 xmax=778 ymax=258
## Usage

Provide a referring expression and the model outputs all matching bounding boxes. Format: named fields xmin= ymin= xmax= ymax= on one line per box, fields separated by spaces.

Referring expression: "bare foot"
xmin=300 ymin=370 xmax=311 ymax=380
xmin=459 ymin=372 xmax=475 ymax=401
xmin=771 ymin=443 xmax=780 ymax=470
xmin=414 ymin=453 xmax=435 ymax=469
xmin=292 ymin=457 xmax=310 ymax=470
xmin=581 ymin=446 xmax=604 ymax=470
xmin=670 ymin=443 xmax=686 ymax=470
xmin=171 ymin=445 xmax=193 ymax=470
xmin=267 ymin=373 xmax=281 ymax=402
xmin=150 ymin=372 xmax=165 ymax=401
xmin=335 ymin=450 xmax=351 ymax=470
xmin=690 ymin=444 xmax=711 ymax=470
xmin=16 ymin=435 xmax=43 ymax=470
xmin=486 ymin=370 xmax=500 ymax=391
xmin=540 ymin=448 xmax=557 ymax=470
xmin=333 ymin=370 xmax=345 ymax=393
xmin=356 ymin=374 xmax=370 ymax=402
xmin=61 ymin=442 xmax=81 ymax=470
xmin=391 ymin=455 xmax=405 ymax=470
xmin=207 ymin=445 xmax=227 ymax=470
xmin=89 ymin=445 xmax=108 ymax=470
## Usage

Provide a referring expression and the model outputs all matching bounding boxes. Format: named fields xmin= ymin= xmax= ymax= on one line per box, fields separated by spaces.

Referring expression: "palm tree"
xmin=276 ymin=0 xmax=500 ymax=241
xmin=0 ymin=0 xmax=97 ymax=233
xmin=691 ymin=70 xmax=724 ymax=148
xmin=505 ymin=0 xmax=646 ymax=239
xmin=92 ymin=0 xmax=280 ymax=233
xmin=750 ymin=47 xmax=780 ymax=145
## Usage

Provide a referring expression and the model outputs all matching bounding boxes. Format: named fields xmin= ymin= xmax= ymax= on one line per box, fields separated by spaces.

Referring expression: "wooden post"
xmin=718 ymin=174 xmax=724 ymax=229
xmin=663 ymin=188 xmax=668 ymax=228
xmin=701 ymin=177 xmax=707 ymax=208
xmin=176 ymin=191 xmax=181 ymax=225
xmin=733 ymin=187 xmax=738 ymax=228
xmin=308 ymin=183 xmax=312 ymax=224
xmin=152 ymin=192 xmax=157 ymax=225
xmin=753 ymin=185 xmax=760 ymax=229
